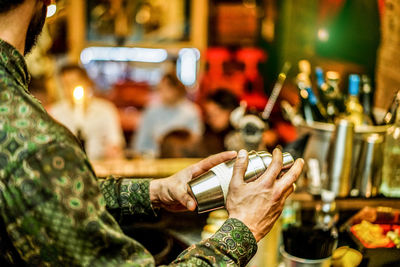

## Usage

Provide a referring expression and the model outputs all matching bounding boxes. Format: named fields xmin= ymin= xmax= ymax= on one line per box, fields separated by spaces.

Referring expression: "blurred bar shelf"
xmin=291 ymin=192 xmax=400 ymax=210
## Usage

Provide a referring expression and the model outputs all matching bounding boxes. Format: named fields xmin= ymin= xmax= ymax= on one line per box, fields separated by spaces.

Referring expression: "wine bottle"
xmin=345 ymin=74 xmax=364 ymax=126
xmin=382 ymin=90 xmax=400 ymax=125
xmin=315 ymin=67 xmax=329 ymax=106
xmin=380 ymin=106 xmax=400 ymax=197
xmin=297 ymin=74 xmax=314 ymax=124
xmin=360 ymin=75 xmax=376 ymax=125
xmin=306 ymin=87 xmax=329 ymax=122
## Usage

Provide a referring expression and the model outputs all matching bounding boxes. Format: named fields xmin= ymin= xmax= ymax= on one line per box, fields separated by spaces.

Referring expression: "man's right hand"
xmin=226 ymin=148 xmax=304 ymax=242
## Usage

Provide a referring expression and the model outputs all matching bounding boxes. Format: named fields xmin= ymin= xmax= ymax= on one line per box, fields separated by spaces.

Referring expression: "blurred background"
xmin=30 ymin=0 xmax=395 ymax=160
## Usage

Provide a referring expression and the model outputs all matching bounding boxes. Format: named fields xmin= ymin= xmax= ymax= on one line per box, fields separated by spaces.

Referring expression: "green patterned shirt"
xmin=0 ymin=39 xmax=257 ymax=266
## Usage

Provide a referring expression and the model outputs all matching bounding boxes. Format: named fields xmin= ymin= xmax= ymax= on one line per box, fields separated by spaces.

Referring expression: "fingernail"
xmin=238 ymin=149 xmax=247 ymax=160
xmin=298 ymin=158 xmax=304 ymax=165
xmin=187 ymin=200 xmax=194 ymax=209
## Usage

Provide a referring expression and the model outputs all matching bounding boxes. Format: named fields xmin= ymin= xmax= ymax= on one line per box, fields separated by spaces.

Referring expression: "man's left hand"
xmin=149 ymin=151 xmax=237 ymax=212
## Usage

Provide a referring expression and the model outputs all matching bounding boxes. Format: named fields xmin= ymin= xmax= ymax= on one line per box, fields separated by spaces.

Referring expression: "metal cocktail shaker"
xmin=188 ymin=151 xmax=295 ymax=213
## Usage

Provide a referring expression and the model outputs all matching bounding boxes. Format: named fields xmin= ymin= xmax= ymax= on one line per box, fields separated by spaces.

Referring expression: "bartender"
xmin=0 ymin=0 xmax=304 ymax=266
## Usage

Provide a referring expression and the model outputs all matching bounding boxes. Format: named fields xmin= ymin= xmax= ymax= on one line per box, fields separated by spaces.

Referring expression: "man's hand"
xmin=149 ymin=151 xmax=237 ymax=212
xmin=227 ymin=149 xmax=304 ymax=242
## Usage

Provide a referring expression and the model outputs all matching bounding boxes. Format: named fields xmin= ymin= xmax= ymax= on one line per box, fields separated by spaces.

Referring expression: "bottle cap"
xmin=321 ymin=189 xmax=335 ymax=202
xmin=348 ymin=74 xmax=360 ymax=96
xmin=298 ymin=60 xmax=311 ymax=74
xmin=326 ymin=71 xmax=340 ymax=81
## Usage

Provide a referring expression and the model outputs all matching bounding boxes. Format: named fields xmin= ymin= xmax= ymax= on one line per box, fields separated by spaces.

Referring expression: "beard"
xmin=24 ymin=4 xmax=47 ymax=55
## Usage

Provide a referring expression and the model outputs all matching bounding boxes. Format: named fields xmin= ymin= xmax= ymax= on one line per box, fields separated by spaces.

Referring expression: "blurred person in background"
xmin=201 ymin=89 xmax=239 ymax=155
xmin=49 ymin=64 xmax=125 ymax=160
xmin=133 ymin=73 xmax=202 ymax=157
xmin=159 ymin=129 xmax=201 ymax=158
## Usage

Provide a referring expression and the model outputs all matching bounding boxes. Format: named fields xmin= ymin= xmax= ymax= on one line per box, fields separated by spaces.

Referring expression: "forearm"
xmin=99 ymin=177 xmax=158 ymax=218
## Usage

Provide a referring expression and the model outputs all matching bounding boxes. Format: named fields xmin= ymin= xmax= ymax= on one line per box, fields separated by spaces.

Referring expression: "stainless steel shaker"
xmin=327 ymin=119 xmax=354 ymax=197
xmin=353 ymin=134 xmax=384 ymax=198
xmin=188 ymin=151 xmax=295 ymax=213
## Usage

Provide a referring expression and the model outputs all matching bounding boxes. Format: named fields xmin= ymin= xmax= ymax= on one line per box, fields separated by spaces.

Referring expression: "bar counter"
xmin=92 ymin=158 xmax=201 ymax=178
xmin=92 ymin=158 xmax=400 ymax=210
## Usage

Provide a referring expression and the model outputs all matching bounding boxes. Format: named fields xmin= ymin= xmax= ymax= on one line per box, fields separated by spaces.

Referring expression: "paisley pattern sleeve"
xmin=99 ymin=177 xmax=157 ymax=218
xmin=168 ymin=218 xmax=258 ymax=267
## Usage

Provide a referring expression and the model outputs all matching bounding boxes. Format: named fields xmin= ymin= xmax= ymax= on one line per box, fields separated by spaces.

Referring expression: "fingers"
xmin=281 ymin=183 xmax=295 ymax=200
xmin=180 ymin=187 xmax=197 ymax=211
xmin=257 ymin=148 xmax=283 ymax=187
xmin=190 ymin=151 xmax=237 ymax=177
xmin=230 ymin=149 xmax=249 ymax=188
xmin=275 ymin=158 xmax=304 ymax=194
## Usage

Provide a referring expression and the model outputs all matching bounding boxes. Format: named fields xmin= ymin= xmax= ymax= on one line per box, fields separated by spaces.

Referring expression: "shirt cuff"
xmin=208 ymin=218 xmax=258 ymax=266
xmin=119 ymin=179 xmax=158 ymax=217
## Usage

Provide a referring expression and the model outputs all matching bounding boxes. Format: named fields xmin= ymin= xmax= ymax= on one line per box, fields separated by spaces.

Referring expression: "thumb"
xmin=230 ymin=149 xmax=248 ymax=188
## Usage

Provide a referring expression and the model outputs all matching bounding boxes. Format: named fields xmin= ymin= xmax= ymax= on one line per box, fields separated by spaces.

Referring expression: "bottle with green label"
xmin=380 ymin=106 xmax=400 ymax=197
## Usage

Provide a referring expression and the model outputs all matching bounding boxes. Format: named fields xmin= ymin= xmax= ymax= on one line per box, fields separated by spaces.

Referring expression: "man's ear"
xmin=42 ymin=0 xmax=51 ymax=6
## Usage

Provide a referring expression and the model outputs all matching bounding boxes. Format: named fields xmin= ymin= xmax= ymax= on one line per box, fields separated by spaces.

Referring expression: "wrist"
xmin=149 ymin=179 xmax=162 ymax=208
xmin=228 ymin=214 xmax=261 ymax=242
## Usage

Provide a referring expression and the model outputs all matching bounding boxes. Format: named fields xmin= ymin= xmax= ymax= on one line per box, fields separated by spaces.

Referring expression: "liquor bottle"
xmin=382 ymin=90 xmax=400 ymax=125
xmin=306 ymin=87 xmax=329 ymax=122
xmin=345 ymin=74 xmax=364 ymax=126
xmin=322 ymin=71 xmax=343 ymax=119
xmin=380 ymin=106 xmax=400 ymax=197
xmin=360 ymin=75 xmax=376 ymax=125
xmin=315 ymin=67 xmax=327 ymax=103
xmin=298 ymin=60 xmax=312 ymax=85
xmin=297 ymin=74 xmax=314 ymax=124
xmin=315 ymin=190 xmax=339 ymax=231
xmin=313 ymin=190 xmax=339 ymax=257
xmin=281 ymin=100 xmax=305 ymax=126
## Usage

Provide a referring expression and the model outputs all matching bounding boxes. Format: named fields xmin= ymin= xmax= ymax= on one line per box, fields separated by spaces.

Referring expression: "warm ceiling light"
xmin=318 ymin=28 xmax=329 ymax=42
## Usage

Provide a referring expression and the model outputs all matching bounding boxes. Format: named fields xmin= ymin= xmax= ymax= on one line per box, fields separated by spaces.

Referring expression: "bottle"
xmin=315 ymin=67 xmax=328 ymax=106
xmin=297 ymin=74 xmax=314 ymax=124
xmin=306 ymin=87 xmax=329 ymax=122
xmin=326 ymin=71 xmax=346 ymax=114
xmin=315 ymin=190 xmax=339 ymax=230
xmin=298 ymin=60 xmax=312 ymax=85
xmin=382 ymin=90 xmax=400 ymax=125
xmin=360 ymin=75 xmax=376 ymax=125
xmin=380 ymin=106 xmax=400 ymax=197
xmin=281 ymin=199 xmax=301 ymax=230
xmin=345 ymin=74 xmax=364 ymax=126
xmin=313 ymin=190 xmax=339 ymax=258
xmin=281 ymin=100 xmax=305 ymax=126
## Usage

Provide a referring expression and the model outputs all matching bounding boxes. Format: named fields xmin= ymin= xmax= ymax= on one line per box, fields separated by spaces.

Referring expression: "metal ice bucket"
xmin=298 ymin=121 xmax=389 ymax=196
